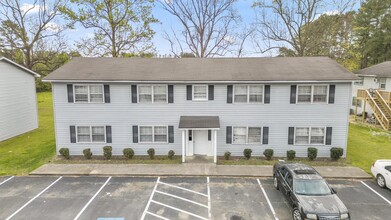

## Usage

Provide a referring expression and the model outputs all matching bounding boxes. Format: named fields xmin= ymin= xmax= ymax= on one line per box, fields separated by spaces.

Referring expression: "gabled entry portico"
xmin=179 ymin=116 xmax=220 ymax=163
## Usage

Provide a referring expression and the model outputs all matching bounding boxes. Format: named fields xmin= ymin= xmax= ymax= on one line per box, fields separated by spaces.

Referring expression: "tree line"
xmin=0 ymin=0 xmax=390 ymax=91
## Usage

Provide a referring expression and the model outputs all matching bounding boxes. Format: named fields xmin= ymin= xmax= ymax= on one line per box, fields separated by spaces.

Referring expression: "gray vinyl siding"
xmin=0 ymin=62 xmax=38 ymax=141
xmin=52 ymin=82 xmax=351 ymax=158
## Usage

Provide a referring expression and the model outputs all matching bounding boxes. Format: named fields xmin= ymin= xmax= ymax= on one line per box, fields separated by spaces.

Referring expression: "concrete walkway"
xmin=30 ymin=163 xmax=372 ymax=179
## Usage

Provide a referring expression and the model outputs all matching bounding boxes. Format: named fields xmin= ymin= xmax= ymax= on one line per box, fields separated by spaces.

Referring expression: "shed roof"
xmin=179 ymin=116 xmax=220 ymax=129
xmin=356 ymin=61 xmax=391 ymax=77
xmin=43 ymin=57 xmax=358 ymax=82
xmin=0 ymin=57 xmax=40 ymax=77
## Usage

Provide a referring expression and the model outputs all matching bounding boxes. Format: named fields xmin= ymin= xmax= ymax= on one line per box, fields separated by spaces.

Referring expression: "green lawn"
xmin=0 ymin=92 xmax=56 ymax=175
xmin=347 ymin=123 xmax=391 ymax=173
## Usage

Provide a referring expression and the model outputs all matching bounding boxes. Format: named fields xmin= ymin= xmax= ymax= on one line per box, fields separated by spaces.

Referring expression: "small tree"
xmin=83 ymin=148 xmax=92 ymax=159
xmin=59 ymin=148 xmax=70 ymax=159
xmin=103 ymin=146 xmax=112 ymax=160
xmin=330 ymin=147 xmax=344 ymax=160
xmin=147 ymin=148 xmax=155 ymax=159
xmin=263 ymin=149 xmax=274 ymax=160
xmin=123 ymin=148 xmax=135 ymax=159
xmin=287 ymin=150 xmax=296 ymax=160
xmin=224 ymin=151 xmax=231 ymax=160
xmin=308 ymin=147 xmax=318 ymax=161
xmin=168 ymin=150 xmax=175 ymax=160
xmin=243 ymin=148 xmax=252 ymax=160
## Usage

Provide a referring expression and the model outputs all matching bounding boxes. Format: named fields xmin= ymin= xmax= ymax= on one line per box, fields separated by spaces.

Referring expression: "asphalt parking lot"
xmin=0 ymin=176 xmax=390 ymax=220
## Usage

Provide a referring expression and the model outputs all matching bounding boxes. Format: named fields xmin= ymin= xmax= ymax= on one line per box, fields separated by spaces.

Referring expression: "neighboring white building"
xmin=0 ymin=57 xmax=40 ymax=141
xmin=44 ymin=57 xmax=357 ymax=162
xmin=352 ymin=61 xmax=391 ymax=115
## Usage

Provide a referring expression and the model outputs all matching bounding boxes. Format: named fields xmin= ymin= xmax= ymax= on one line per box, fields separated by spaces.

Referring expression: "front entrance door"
xmin=193 ymin=130 xmax=210 ymax=155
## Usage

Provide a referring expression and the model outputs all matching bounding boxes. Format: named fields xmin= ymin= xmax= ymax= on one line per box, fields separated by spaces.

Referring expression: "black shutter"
xmin=132 ymin=126 xmax=138 ymax=143
xmin=264 ymin=85 xmax=270 ymax=104
xmin=104 ymin=85 xmax=110 ymax=103
xmin=326 ymin=127 xmax=332 ymax=145
xmin=290 ymin=85 xmax=297 ymax=104
xmin=288 ymin=127 xmax=294 ymax=145
xmin=67 ymin=84 xmax=74 ymax=103
xmin=329 ymin=85 xmax=335 ymax=104
xmin=106 ymin=126 xmax=112 ymax=143
xmin=131 ymin=85 xmax=137 ymax=103
xmin=168 ymin=126 xmax=174 ymax=143
xmin=226 ymin=126 xmax=232 ymax=144
xmin=208 ymin=85 xmax=214 ymax=100
xmin=168 ymin=85 xmax=174 ymax=103
xmin=187 ymin=85 xmax=192 ymax=100
xmin=70 ymin=126 xmax=76 ymax=143
xmin=208 ymin=130 xmax=212 ymax=141
xmin=227 ymin=85 xmax=233 ymax=103
xmin=263 ymin=127 xmax=269 ymax=144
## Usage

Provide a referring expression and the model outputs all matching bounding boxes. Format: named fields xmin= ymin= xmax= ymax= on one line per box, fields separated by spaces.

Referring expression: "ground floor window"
xmin=352 ymin=97 xmax=362 ymax=107
xmin=233 ymin=127 xmax=262 ymax=144
xmin=76 ymin=126 xmax=105 ymax=143
xmin=139 ymin=126 xmax=168 ymax=143
xmin=295 ymin=127 xmax=325 ymax=145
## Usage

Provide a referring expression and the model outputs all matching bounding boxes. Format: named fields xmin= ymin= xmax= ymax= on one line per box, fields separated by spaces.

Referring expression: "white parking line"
xmin=207 ymin=177 xmax=211 ymax=218
xmin=74 ymin=176 xmax=112 ymax=220
xmin=0 ymin=176 xmax=14 ymax=186
xmin=257 ymin=179 xmax=279 ymax=220
xmin=151 ymin=200 xmax=209 ymax=220
xmin=141 ymin=177 xmax=160 ymax=220
xmin=6 ymin=176 xmax=63 ymax=220
xmin=155 ymin=190 xmax=208 ymax=208
xmin=158 ymin=180 xmax=208 ymax=197
xmin=361 ymin=181 xmax=391 ymax=205
xmin=145 ymin=211 xmax=170 ymax=220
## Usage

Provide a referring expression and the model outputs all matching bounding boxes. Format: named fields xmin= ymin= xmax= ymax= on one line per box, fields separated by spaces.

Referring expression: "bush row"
xmin=222 ymin=147 xmax=344 ymax=161
xmin=59 ymin=147 xmax=176 ymax=160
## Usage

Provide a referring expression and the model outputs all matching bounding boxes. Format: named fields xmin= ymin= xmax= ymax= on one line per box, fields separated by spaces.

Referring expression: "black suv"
xmin=273 ymin=162 xmax=350 ymax=220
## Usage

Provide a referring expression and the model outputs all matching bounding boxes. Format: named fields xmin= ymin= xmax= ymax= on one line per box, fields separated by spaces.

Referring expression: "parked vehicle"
xmin=273 ymin=162 xmax=350 ymax=220
xmin=371 ymin=160 xmax=391 ymax=189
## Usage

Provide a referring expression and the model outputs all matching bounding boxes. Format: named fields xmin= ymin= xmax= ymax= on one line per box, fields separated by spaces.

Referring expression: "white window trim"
xmin=138 ymin=125 xmax=169 ymax=144
xmin=293 ymin=126 xmax=326 ymax=146
xmin=232 ymin=126 xmax=263 ymax=144
xmin=76 ymin=125 xmax=106 ymax=143
xmin=137 ymin=85 xmax=168 ymax=103
xmin=73 ymin=84 xmax=105 ymax=104
xmin=192 ymin=85 xmax=209 ymax=101
xmin=296 ymin=84 xmax=329 ymax=104
xmin=233 ymin=85 xmax=264 ymax=104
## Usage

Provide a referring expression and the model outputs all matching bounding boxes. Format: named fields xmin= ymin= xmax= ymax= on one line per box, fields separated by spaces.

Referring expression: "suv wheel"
xmin=292 ymin=208 xmax=302 ymax=220
xmin=273 ymin=176 xmax=279 ymax=190
xmin=377 ymin=174 xmax=387 ymax=188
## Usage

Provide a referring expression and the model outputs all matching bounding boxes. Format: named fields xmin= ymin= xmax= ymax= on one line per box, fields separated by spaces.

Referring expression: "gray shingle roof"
xmin=43 ymin=57 xmax=358 ymax=82
xmin=356 ymin=61 xmax=391 ymax=77
xmin=179 ymin=116 xmax=220 ymax=129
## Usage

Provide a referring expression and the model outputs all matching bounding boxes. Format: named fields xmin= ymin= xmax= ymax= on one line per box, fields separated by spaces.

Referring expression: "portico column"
xmin=213 ymin=130 xmax=217 ymax=163
xmin=182 ymin=130 xmax=186 ymax=163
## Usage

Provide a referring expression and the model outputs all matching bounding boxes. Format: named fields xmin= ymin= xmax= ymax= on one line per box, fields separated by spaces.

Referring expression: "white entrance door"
xmin=194 ymin=130 xmax=210 ymax=155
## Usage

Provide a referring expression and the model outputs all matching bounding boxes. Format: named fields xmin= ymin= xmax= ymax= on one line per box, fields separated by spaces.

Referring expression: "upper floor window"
xmin=139 ymin=126 xmax=168 ymax=143
xmin=379 ymin=78 xmax=386 ymax=90
xmin=193 ymin=85 xmax=208 ymax=100
xmin=138 ymin=85 xmax=167 ymax=103
xmin=74 ymin=85 xmax=104 ymax=103
xmin=234 ymin=85 xmax=263 ymax=103
xmin=233 ymin=126 xmax=262 ymax=144
xmin=295 ymin=127 xmax=325 ymax=145
xmin=354 ymin=77 xmax=364 ymax=86
xmin=76 ymin=126 xmax=105 ymax=143
xmin=297 ymin=85 xmax=328 ymax=104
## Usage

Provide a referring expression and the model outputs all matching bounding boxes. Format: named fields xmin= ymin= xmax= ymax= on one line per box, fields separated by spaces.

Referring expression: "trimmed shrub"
xmin=147 ymin=148 xmax=155 ymax=159
xmin=123 ymin=148 xmax=135 ymax=159
xmin=59 ymin=148 xmax=70 ymax=159
xmin=103 ymin=146 xmax=112 ymax=160
xmin=243 ymin=148 xmax=252 ymax=160
xmin=263 ymin=149 xmax=274 ymax=160
xmin=330 ymin=147 xmax=344 ymax=160
xmin=307 ymin=147 xmax=318 ymax=161
xmin=224 ymin=151 xmax=231 ymax=160
xmin=83 ymin=148 xmax=92 ymax=159
xmin=168 ymin=150 xmax=175 ymax=160
xmin=287 ymin=150 xmax=296 ymax=160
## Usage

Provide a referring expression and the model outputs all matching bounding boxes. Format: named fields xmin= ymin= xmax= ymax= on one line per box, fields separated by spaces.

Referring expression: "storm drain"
xmin=229 ymin=214 xmax=245 ymax=220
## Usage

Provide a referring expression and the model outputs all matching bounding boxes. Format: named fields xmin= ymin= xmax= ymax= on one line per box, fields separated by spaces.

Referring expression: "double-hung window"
xmin=233 ymin=127 xmax=262 ymax=144
xmin=234 ymin=85 xmax=263 ymax=103
xmin=76 ymin=126 xmax=105 ymax=143
xmin=138 ymin=85 xmax=167 ymax=103
xmin=139 ymin=126 xmax=168 ymax=143
xmin=193 ymin=85 xmax=208 ymax=100
xmin=294 ymin=127 xmax=325 ymax=145
xmin=74 ymin=85 xmax=104 ymax=103
xmin=297 ymin=85 xmax=328 ymax=104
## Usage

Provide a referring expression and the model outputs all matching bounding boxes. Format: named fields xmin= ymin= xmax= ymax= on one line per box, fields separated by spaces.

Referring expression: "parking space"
xmin=0 ymin=176 xmax=390 ymax=220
